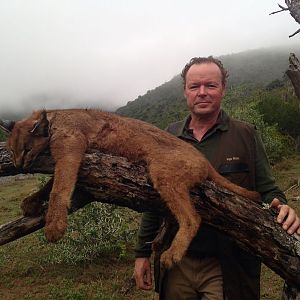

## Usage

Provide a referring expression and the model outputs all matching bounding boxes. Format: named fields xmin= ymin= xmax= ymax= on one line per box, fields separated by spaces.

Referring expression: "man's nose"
xmin=197 ymin=85 xmax=207 ymax=96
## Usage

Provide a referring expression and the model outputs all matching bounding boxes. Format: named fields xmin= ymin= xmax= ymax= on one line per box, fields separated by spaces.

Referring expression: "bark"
xmin=286 ymin=53 xmax=300 ymax=104
xmin=0 ymin=142 xmax=300 ymax=287
xmin=286 ymin=53 xmax=300 ymax=154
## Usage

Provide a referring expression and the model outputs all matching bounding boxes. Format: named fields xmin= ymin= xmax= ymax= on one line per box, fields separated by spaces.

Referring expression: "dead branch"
xmin=270 ymin=0 xmax=300 ymax=37
xmin=286 ymin=53 xmax=300 ymax=107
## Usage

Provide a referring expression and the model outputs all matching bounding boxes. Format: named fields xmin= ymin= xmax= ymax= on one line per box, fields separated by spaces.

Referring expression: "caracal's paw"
xmin=44 ymin=218 xmax=67 ymax=242
xmin=160 ymin=248 xmax=183 ymax=269
xmin=21 ymin=194 xmax=44 ymax=217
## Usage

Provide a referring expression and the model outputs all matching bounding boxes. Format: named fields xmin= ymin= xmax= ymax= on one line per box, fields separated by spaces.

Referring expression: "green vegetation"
xmin=42 ymin=202 xmax=138 ymax=265
xmin=257 ymin=84 xmax=300 ymax=150
xmin=222 ymin=80 xmax=299 ymax=163
xmin=0 ymin=129 xmax=6 ymax=142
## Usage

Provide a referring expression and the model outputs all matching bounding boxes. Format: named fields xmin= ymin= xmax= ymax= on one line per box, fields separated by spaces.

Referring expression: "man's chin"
xmin=192 ymin=107 xmax=220 ymax=118
xmin=193 ymin=108 xmax=213 ymax=116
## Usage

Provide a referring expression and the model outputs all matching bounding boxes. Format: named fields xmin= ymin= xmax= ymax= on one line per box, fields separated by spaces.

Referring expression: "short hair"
xmin=181 ymin=56 xmax=228 ymax=87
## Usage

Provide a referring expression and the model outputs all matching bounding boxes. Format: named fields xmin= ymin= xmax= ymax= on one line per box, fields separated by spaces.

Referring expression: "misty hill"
xmin=116 ymin=45 xmax=300 ymax=128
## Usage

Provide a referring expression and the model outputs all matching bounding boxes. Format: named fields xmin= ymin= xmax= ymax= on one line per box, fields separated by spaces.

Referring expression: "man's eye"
xmin=207 ymin=84 xmax=217 ymax=88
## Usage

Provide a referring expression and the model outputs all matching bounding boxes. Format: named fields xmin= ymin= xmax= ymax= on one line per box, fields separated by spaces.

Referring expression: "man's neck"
xmin=189 ymin=111 xmax=220 ymax=141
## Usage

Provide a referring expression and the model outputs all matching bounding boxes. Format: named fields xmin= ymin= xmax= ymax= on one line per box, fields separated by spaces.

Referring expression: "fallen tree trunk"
xmin=0 ymin=142 xmax=300 ymax=287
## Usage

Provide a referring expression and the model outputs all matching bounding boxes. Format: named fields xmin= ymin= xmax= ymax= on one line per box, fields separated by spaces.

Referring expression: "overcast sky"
xmin=0 ymin=0 xmax=298 ymax=117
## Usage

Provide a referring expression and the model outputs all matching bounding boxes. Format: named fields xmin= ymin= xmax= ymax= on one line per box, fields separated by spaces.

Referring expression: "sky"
xmin=0 ymin=0 xmax=298 ymax=118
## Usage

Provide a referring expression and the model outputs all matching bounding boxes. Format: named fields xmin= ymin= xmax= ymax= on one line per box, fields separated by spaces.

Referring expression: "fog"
xmin=0 ymin=0 xmax=298 ymax=119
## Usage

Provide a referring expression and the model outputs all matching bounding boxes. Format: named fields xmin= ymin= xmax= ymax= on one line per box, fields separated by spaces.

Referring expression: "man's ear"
xmin=30 ymin=110 xmax=49 ymax=137
xmin=183 ymin=88 xmax=187 ymax=99
xmin=221 ymin=84 xmax=226 ymax=98
xmin=0 ymin=120 xmax=16 ymax=134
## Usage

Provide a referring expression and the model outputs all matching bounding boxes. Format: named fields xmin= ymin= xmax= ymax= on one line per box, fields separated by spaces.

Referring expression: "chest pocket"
xmin=218 ymin=162 xmax=250 ymax=187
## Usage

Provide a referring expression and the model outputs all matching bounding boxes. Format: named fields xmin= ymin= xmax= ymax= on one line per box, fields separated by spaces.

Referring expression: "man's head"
xmin=182 ymin=56 xmax=228 ymax=118
xmin=181 ymin=56 xmax=228 ymax=88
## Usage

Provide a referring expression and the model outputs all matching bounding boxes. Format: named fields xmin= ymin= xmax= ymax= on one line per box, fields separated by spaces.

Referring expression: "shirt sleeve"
xmin=254 ymin=130 xmax=287 ymax=204
xmin=134 ymin=212 xmax=161 ymax=258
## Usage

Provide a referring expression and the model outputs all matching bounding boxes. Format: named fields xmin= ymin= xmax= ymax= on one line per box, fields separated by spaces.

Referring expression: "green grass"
xmin=0 ymin=176 xmax=40 ymax=223
xmin=0 ymin=176 xmax=156 ymax=300
xmin=0 ymin=155 xmax=300 ymax=300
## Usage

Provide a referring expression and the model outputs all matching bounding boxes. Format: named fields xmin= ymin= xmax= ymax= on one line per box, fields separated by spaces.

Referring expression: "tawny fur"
xmin=6 ymin=109 xmax=260 ymax=268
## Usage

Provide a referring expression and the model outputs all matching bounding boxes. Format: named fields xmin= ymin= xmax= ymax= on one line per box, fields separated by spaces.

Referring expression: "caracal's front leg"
xmin=44 ymin=137 xmax=86 ymax=242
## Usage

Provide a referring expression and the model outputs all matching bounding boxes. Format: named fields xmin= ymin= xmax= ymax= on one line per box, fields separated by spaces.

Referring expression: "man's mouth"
xmin=194 ymin=101 xmax=211 ymax=105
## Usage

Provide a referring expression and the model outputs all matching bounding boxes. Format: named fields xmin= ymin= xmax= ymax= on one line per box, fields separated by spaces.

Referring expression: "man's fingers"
xmin=270 ymin=198 xmax=281 ymax=208
xmin=145 ymin=267 xmax=152 ymax=285
xmin=134 ymin=271 xmax=148 ymax=289
xmin=276 ymin=204 xmax=289 ymax=223
xmin=134 ymin=258 xmax=152 ymax=290
xmin=282 ymin=208 xmax=295 ymax=228
xmin=287 ymin=218 xmax=300 ymax=234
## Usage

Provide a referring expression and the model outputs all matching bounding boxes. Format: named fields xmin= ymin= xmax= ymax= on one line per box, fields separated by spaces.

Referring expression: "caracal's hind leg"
xmin=150 ymin=173 xmax=201 ymax=269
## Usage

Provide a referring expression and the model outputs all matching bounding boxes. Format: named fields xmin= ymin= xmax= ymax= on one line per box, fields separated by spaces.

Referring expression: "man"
xmin=134 ymin=56 xmax=300 ymax=300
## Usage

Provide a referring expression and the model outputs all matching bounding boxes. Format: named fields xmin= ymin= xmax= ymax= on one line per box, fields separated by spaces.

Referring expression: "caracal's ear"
xmin=0 ymin=120 xmax=16 ymax=135
xmin=30 ymin=110 xmax=49 ymax=137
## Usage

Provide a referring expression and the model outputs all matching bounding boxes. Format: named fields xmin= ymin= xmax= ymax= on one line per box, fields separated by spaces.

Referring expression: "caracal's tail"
xmin=207 ymin=163 xmax=261 ymax=202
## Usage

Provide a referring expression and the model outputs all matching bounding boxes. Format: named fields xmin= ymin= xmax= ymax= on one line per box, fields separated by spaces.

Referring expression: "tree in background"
xmin=0 ymin=129 xmax=6 ymax=142
xmin=257 ymin=85 xmax=300 ymax=150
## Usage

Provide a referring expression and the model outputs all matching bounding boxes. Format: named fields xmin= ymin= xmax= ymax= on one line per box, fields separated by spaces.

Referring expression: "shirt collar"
xmin=180 ymin=109 xmax=230 ymax=138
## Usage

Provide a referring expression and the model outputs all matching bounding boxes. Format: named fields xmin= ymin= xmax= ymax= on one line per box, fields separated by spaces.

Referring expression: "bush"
xmin=0 ymin=129 xmax=6 ymax=141
xmin=225 ymin=102 xmax=291 ymax=164
xmin=257 ymin=93 xmax=300 ymax=139
xmin=42 ymin=203 xmax=139 ymax=265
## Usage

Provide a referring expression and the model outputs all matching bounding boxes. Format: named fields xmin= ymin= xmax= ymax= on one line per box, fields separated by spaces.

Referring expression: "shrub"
xmin=42 ymin=203 xmax=138 ymax=265
xmin=225 ymin=102 xmax=291 ymax=164
xmin=0 ymin=129 xmax=6 ymax=142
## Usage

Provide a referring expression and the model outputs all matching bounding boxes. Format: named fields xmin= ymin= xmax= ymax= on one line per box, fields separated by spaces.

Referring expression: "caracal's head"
xmin=3 ymin=110 xmax=50 ymax=169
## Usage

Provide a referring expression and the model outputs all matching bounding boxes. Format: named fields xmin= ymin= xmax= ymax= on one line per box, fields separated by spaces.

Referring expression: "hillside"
xmin=116 ymin=44 xmax=300 ymax=128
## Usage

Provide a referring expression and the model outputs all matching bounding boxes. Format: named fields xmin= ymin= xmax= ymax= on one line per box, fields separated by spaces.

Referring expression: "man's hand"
xmin=134 ymin=257 xmax=153 ymax=290
xmin=271 ymin=198 xmax=300 ymax=235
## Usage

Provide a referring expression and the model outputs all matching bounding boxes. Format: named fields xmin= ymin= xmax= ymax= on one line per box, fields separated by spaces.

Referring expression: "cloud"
xmin=0 ymin=0 xmax=297 ymax=118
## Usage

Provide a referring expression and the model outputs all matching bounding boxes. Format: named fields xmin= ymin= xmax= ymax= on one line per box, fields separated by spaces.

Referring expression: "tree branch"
xmin=270 ymin=1 xmax=300 ymax=37
xmin=0 ymin=142 xmax=300 ymax=287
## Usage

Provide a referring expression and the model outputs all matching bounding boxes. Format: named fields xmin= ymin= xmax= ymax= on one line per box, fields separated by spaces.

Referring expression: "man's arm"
xmin=134 ymin=212 xmax=161 ymax=290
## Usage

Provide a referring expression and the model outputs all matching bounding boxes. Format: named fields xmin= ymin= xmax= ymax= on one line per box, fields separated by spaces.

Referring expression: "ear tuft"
xmin=30 ymin=110 xmax=49 ymax=137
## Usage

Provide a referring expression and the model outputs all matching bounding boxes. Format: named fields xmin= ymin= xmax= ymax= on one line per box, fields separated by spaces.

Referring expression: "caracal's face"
xmin=7 ymin=120 xmax=49 ymax=169
xmin=184 ymin=63 xmax=225 ymax=118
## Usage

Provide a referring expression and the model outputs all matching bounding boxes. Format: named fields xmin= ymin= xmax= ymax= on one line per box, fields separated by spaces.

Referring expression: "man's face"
xmin=184 ymin=63 xmax=225 ymax=118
